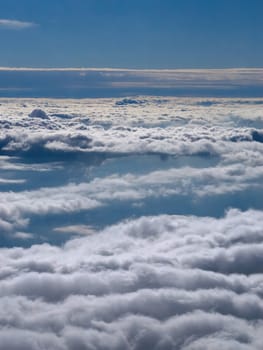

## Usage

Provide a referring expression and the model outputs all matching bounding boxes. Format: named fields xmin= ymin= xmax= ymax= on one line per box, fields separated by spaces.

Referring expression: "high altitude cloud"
xmin=0 ymin=68 xmax=262 ymax=97
xmin=0 ymin=19 xmax=36 ymax=30
xmin=0 ymin=210 xmax=263 ymax=349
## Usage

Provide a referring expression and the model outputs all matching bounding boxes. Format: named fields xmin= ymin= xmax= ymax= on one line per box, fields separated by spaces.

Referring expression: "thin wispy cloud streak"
xmin=0 ymin=19 xmax=36 ymax=30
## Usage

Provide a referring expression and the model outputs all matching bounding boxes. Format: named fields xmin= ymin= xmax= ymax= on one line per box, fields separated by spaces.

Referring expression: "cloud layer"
xmin=0 ymin=210 xmax=263 ymax=349
xmin=0 ymin=68 xmax=262 ymax=97
xmin=1 ymin=97 xmax=263 ymax=157
xmin=1 ymin=97 xmax=263 ymax=240
xmin=1 ymin=97 xmax=263 ymax=348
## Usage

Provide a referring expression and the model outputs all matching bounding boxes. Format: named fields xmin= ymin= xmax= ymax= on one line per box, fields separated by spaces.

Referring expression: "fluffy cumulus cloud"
xmin=0 ymin=183 xmax=101 ymax=235
xmin=0 ymin=97 xmax=263 ymax=237
xmin=0 ymin=210 xmax=263 ymax=349
xmin=0 ymin=97 xmax=263 ymax=157
xmin=1 ymin=97 xmax=263 ymax=348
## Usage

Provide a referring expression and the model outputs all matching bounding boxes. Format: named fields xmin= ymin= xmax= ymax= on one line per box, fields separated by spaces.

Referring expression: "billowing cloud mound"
xmin=0 ymin=210 xmax=263 ymax=349
xmin=28 ymin=109 xmax=49 ymax=119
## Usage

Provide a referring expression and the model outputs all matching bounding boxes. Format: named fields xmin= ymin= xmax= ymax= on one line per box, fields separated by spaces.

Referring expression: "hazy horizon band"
xmin=0 ymin=67 xmax=262 ymax=98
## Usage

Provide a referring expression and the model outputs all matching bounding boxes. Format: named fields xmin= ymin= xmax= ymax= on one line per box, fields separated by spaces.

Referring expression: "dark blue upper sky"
xmin=0 ymin=0 xmax=262 ymax=68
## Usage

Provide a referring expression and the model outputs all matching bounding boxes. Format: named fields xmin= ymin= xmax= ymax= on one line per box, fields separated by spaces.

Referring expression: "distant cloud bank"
xmin=0 ymin=68 xmax=262 ymax=97
xmin=0 ymin=19 xmax=35 ymax=30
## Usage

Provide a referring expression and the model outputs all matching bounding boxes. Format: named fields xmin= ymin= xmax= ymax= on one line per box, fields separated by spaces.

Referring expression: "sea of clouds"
xmin=1 ymin=210 xmax=263 ymax=349
xmin=0 ymin=96 xmax=263 ymax=349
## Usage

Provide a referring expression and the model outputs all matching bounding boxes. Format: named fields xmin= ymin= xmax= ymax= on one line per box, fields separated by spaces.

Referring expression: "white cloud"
xmin=0 ymin=183 xmax=101 ymax=235
xmin=54 ymin=225 xmax=96 ymax=236
xmin=1 ymin=97 xmax=263 ymax=159
xmin=1 ymin=158 xmax=262 ymax=237
xmin=0 ymin=210 xmax=263 ymax=348
xmin=0 ymin=178 xmax=25 ymax=184
xmin=0 ymin=19 xmax=36 ymax=30
xmin=1 ymin=97 xmax=263 ymax=348
xmin=0 ymin=97 xmax=263 ymax=238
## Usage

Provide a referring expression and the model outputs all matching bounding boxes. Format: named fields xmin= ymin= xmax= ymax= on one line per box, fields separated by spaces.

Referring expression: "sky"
xmin=0 ymin=0 xmax=263 ymax=69
xmin=1 ymin=2 xmax=263 ymax=346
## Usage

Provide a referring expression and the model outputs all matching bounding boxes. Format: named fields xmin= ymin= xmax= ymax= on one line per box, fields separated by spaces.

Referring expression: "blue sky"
xmin=0 ymin=0 xmax=262 ymax=68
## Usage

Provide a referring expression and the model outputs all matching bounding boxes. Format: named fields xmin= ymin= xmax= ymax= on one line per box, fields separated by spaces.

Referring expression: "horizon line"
xmin=0 ymin=67 xmax=263 ymax=72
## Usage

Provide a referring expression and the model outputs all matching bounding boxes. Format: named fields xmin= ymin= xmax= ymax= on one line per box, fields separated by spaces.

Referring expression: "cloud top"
xmin=1 ymin=96 xmax=263 ymax=348
xmin=0 ymin=210 xmax=263 ymax=349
